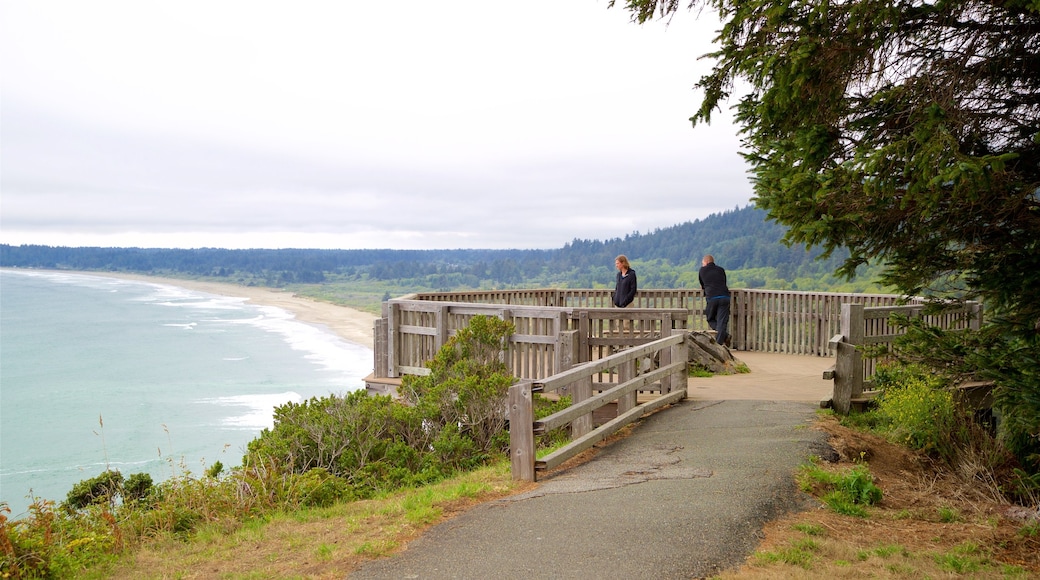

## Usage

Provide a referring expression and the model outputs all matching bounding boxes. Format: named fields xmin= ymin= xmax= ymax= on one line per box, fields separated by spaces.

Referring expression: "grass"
xmin=717 ymin=414 xmax=1040 ymax=578
xmin=14 ymin=413 xmax=1037 ymax=579
xmin=98 ymin=462 xmax=530 ymax=579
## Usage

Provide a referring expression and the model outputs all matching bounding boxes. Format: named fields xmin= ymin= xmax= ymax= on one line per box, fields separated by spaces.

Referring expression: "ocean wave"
xmin=163 ymin=322 xmax=198 ymax=330
xmin=200 ymin=392 xmax=305 ymax=430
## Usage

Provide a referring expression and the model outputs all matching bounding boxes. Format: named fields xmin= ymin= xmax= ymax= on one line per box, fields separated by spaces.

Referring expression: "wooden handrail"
xmin=374 ymin=288 xmax=943 ymax=383
xmin=369 ymin=288 xmax=984 ymax=419
xmin=509 ymin=332 xmax=688 ymax=481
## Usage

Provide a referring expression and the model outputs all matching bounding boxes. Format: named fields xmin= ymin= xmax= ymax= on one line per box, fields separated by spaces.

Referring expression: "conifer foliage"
xmin=615 ymin=0 xmax=1040 ymax=466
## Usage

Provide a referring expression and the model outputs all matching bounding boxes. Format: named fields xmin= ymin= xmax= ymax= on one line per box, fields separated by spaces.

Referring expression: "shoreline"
xmin=21 ymin=270 xmax=378 ymax=349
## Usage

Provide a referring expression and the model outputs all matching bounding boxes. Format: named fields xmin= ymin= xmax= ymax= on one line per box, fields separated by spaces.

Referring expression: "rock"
xmin=686 ymin=331 xmax=742 ymax=374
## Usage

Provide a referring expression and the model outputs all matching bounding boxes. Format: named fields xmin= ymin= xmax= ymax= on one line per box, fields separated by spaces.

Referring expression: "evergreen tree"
xmin=615 ymin=0 xmax=1040 ymax=466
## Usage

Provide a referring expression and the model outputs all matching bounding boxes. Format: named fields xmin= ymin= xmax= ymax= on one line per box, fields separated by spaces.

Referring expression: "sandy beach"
xmin=70 ymin=271 xmax=378 ymax=349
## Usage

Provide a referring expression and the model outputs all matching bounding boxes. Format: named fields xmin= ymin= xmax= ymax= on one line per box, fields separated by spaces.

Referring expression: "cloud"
xmin=0 ymin=0 xmax=753 ymax=250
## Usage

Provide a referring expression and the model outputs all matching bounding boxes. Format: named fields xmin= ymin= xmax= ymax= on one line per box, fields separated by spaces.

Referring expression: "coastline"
xmin=60 ymin=271 xmax=377 ymax=349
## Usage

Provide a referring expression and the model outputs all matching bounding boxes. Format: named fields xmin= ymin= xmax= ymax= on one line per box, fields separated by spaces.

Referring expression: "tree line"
xmin=1 ymin=205 xmax=873 ymax=292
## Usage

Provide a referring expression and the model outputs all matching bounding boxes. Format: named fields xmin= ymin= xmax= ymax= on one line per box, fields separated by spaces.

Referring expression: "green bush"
xmin=874 ymin=373 xmax=956 ymax=454
xmin=894 ymin=320 xmax=1040 ymax=476
xmin=245 ymin=390 xmax=396 ymax=483
xmin=867 ymin=362 xmax=1024 ymax=503
xmin=246 ymin=315 xmax=519 ymax=498
xmin=122 ymin=473 xmax=154 ymax=504
xmin=290 ymin=468 xmax=352 ymax=508
xmin=400 ymin=315 xmax=517 ymax=455
xmin=65 ymin=470 xmax=124 ymax=510
xmin=1 ymin=498 xmax=121 ymax=579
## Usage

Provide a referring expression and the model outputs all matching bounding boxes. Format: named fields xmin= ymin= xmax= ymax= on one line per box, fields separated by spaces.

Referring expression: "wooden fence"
xmin=370 ymin=288 xmax=984 ymax=415
xmin=373 ymin=288 xmax=936 ymax=383
xmin=508 ymin=331 xmax=689 ymax=481
xmin=374 ymin=297 xmax=687 ymax=381
xmin=827 ymin=302 xmax=983 ymax=414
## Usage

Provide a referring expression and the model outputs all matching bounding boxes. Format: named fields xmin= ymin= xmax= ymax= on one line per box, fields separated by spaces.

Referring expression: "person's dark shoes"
xmin=724 ymin=336 xmax=732 ymax=348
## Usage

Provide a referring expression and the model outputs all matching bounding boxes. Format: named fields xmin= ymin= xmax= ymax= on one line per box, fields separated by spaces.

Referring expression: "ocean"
xmin=0 ymin=270 xmax=372 ymax=518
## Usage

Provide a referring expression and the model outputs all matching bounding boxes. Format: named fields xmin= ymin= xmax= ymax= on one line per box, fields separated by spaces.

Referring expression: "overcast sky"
xmin=1 ymin=1 xmax=752 ymax=250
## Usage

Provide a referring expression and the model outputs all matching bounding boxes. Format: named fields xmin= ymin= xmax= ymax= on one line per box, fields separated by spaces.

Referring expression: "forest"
xmin=0 ymin=205 xmax=887 ymax=294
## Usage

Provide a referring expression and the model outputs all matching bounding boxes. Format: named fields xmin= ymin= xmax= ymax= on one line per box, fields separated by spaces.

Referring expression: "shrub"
xmin=65 ymin=470 xmax=124 ymax=510
xmin=245 ymin=315 xmax=519 ymax=499
xmin=122 ymin=473 xmax=154 ymax=504
xmin=869 ymin=363 xmax=1024 ymax=502
xmin=874 ymin=373 xmax=956 ymax=454
xmin=400 ymin=315 xmax=517 ymax=455
xmin=245 ymin=390 xmax=395 ymax=482
xmin=290 ymin=468 xmax=352 ymax=508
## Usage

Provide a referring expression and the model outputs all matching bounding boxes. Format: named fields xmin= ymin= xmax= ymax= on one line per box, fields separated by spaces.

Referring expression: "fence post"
xmin=578 ymin=310 xmax=590 ymax=364
xmin=501 ymin=308 xmax=514 ymax=369
xmin=833 ymin=303 xmax=865 ymax=414
xmin=618 ymin=358 xmax=636 ymax=414
xmin=509 ymin=381 xmax=536 ymax=482
xmin=659 ymin=331 xmax=673 ymax=394
xmin=554 ymin=312 xmax=569 ymax=374
xmin=970 ymin=302 xmax=983 ymax=331
xmin=730 ymin=292 xmax=741 ymax=350
xmin=668 ymin=329 xmax=688 ymax=397
xmin=387 ymin=301 xmax=400 ymax=378
xmin=833 ymin=340 xmax=856 ymax=414
xmin=374 ymin=318 xmax=389 ymax=378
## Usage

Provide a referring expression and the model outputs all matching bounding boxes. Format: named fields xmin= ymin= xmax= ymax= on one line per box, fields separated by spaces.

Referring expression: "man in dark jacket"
xmin=698 ymin=254 xmax=731 ymax=347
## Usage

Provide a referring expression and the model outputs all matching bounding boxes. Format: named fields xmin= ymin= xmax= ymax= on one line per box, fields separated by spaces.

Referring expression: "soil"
xmin=720 ymin=415 xmax=1040 ymax=578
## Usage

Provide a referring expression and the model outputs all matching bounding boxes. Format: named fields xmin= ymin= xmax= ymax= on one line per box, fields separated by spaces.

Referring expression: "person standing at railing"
xmin=699 ymin=254 xmax=731 ymax=347
xmin=612 ymin=255 xmax=638 ymax=308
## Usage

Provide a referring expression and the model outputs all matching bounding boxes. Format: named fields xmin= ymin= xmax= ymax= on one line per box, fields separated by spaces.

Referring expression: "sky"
xmin=1 ymin=0 xmax=753 ymax=251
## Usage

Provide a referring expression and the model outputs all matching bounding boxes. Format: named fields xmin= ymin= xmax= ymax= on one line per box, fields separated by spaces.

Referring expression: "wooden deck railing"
xmin=375 ymin=288 xmax=942 ymax=380
xmin=371 ymin=288 xmax=984 ymax=417
xmin=508 ymin=331 xmax=689 ymax=481
xmin=826 ymin=302 xmax=983 ymax=413
xmin=375 ymin=296 xmax=687 ymax=380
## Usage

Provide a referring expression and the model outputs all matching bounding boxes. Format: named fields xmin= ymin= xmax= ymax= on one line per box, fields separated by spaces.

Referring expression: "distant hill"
xmin=1 ymin=205 xmax=880 ymax=292
xmin=552 ymin=205 xmax=841 ymax=270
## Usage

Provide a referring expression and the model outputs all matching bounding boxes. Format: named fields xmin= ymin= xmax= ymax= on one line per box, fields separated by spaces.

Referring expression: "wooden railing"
xmin=374 ymin=297 xmax=687 ymax=380
xmin=827 ymin=302 xmax=983 ymax=414
xmin=508 ymin=332 xmax=689 ymax=481
xmin=374 ymin=288 xmax=940 ymax=380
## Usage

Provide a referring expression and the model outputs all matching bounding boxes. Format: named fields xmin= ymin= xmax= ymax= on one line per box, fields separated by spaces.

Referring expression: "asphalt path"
xmin=349 ymin=352 xmax=836 ymax=579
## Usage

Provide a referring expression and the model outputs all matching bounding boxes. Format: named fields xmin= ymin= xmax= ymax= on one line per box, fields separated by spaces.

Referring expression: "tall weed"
xmin=870 ymin=363 xmax=1021 ymax=502
xmin=874 ymin=375 xmax=956 ymax=454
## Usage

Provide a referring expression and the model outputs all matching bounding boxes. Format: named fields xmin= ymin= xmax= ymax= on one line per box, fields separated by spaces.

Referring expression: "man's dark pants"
xmin=705 ymin=297 xmax=731 ymax=346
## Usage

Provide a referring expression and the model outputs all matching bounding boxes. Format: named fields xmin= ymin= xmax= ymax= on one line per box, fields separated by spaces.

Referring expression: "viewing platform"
xmin=366 ymin=287 xmax=980 ymax=409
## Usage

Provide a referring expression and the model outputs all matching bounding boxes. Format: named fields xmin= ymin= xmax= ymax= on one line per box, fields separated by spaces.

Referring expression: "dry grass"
xmin=99 ymin=434 xmax=619 ymax=580
xmin=102 ymin=465 xmax=537 ymax=579
xmin=718 ymin=416 xmax=1040 ymax=578
xmin=99 ymin=419 xmax=1040 ymax=579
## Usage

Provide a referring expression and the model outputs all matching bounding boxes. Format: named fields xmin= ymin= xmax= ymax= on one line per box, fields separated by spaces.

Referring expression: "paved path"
xmin=349 ymin=352 xmax=837 ymax=579
xmin=688 ymin=350 xmax=835 ymax=403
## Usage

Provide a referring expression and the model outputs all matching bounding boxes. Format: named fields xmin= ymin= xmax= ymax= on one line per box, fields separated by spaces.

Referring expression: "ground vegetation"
xmin=0 ymin=316 xmax=566 ymax=578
